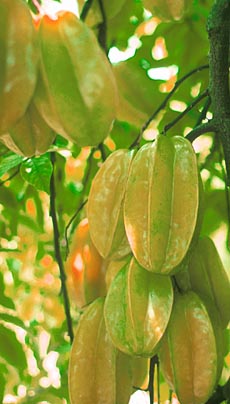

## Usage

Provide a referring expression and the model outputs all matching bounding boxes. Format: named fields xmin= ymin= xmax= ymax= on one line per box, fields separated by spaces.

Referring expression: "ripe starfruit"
xmin=65 ymin=218 xmax=106 ymax=308
xmin=104 ymin=257 xmax=174 ymax=356
xmin=87 ymin=149 xmax=134 ymax=259
xmin=68 ymin=298 xmax=116 ymax=404
xmin=143 ymin=0 xmax=192 ymax=21
xmin=0 ymin=0 xmax=39 ymax=134
xmin=0 ymin=102 xmax=55 ymax=157
xmin=34 ymin=11 xmax=118 ymax=147
xmin=187 ymin=236 xmax=230 ymax=328
xmin=69 ymin=297 xmax=134 ymax=404
xmin=124 ymin=135 xmax=199 ymax=274
xmin=159 ymin=291 xmax=218 ymax=404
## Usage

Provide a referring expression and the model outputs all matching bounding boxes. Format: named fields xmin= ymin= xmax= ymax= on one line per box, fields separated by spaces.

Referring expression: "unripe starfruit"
xmin=104 ymin=257 xmax=174 ymax=356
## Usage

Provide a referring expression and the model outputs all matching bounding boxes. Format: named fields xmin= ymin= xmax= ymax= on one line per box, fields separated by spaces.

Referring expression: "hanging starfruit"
xmin=0 ymin=102 xmax=55 ymax=157
xmin=124 ymin=135 xmax=199 ymax=274
xmin=34 ymin=11 xmax=118 ymax=147
xmin=88 ymin=149 xmax=134 ymax=259
xmin=159 ymin=291 xmax=218 ymax=404
xmin=0 ymin=0 xmax=39 ymax=134
xmin=187 ymin=236 xmax=230 ymax=328
xmin=104 ymin=257 xmax=174 ymax=356
xmin=68 ymin=298 xmax=116 ymax=404
xmin=65 ymin=218 xmax=106 ymax=308
xmin=69 ymin=297 xmax=134 ymax=404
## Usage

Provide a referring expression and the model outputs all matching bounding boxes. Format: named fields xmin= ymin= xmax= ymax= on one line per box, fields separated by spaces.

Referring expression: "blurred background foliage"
xmin=0 ymin=0 xmax=229 ymax=403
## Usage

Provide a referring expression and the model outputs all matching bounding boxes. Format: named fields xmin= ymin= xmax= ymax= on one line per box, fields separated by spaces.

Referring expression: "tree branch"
xmin=163 ymin=89 xmax=209 ymax=133
xmin=50 ymin=153 xmax=74 ymax=343
xmin=206 ymin=379 xmax=230 ymax=403
xmin=207 ymin=0 xmax=230 ymax=184
xmin=130 ymin=64 xmax=209 ymax=149
xmin=195 ymin=95 xmax=212 ymax=127
xmin=186 ymin=120 xmax=217 ymax=143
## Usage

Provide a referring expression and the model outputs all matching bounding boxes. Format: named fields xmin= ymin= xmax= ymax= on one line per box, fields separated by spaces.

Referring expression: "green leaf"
xmin=0 ymin=324 xmax=27 ymax=376
xmin=0 ymin=313 xmax=26 ymax=330
xmin=0 ymin=153 xmax=24 ymax=177
xmin=20 ymin=154 xmax=53 ymax=194
xmin=0 ymin=272 xmax=15 ymax=309
xmin=0 ymin=363 xmax=7 ymax=403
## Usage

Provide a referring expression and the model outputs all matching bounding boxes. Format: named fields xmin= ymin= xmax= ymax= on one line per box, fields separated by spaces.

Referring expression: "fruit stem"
xmin=148 ymin=355 xmax=159 ymax=403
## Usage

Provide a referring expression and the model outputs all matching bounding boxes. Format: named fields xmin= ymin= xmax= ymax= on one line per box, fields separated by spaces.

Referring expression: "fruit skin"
xmin=65 ymin=218 xmax=106 ymax=308
xmin=34 ymin=12 xmax=118 ymax=147
xmin=116 ymin=350 xmax=134 ymax=404
xmin=0 ymin=102 xmax=55 ymax=157
xmin=143 ymin=0 xmax=192 ymax=21
xmin=88 ymin=149 xmax=134 ymax=260
xmin=124 ymin=135 xmax=199 ymax=274
xmin=68 ymin=297 xmax=133 ymax=404
xmin=104 ymin=257 xmax=174 ymax=356
xmin=68 ymin=298 xmax=116 ymax=404
xmin=105 ymin=258 xmax=129 ymax=291
xmin=159 ymin=291 xmax=218 ymax=404
xmin=187 ymin=236 xmax=230 ymax=329
xmin=172 ymin=172 xmax=204 ymax=275
xmin=0 ymin=0 xmax=39 ymax=134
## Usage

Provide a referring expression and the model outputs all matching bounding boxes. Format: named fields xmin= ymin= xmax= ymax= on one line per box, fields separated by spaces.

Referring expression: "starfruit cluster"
xmin=0 ymin=0 xmax=117 ymax=156
xmin=69 ymin=134 xmax=230 ymax=404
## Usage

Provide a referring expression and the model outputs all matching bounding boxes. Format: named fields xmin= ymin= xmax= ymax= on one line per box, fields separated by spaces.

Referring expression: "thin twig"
xmin=64 ymin=147 xmax=96 ymax=256
xmin=80 ymin=0 xmax=94 ymax=21
xmin=156 ymin=358 xmax=160 ymax=404
xmin=148 ymin=355 xmax=158 ymax=404
xmin=186 ymin=120 xmax=216 ymax=143
xmin=50 ymin=153 xmax=74 ymax=343
xmin=195 ymin=95 xmax=212 ymax=127
xmin=97 ymin=0 xmax=108 ymax=53
xmin=64 ymin=199 xmax=88 ymax=258
xmin=129 ymin=64 xmax=209 ymax=148
xmin=98 ymin=142 xmax=107 ymax=161
xmin=163 ymin=89 xmax=209 ymax=133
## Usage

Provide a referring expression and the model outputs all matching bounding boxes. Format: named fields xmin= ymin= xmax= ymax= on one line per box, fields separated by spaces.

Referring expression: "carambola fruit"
xmin=124 ymin=135 xmax=199 ymax=274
